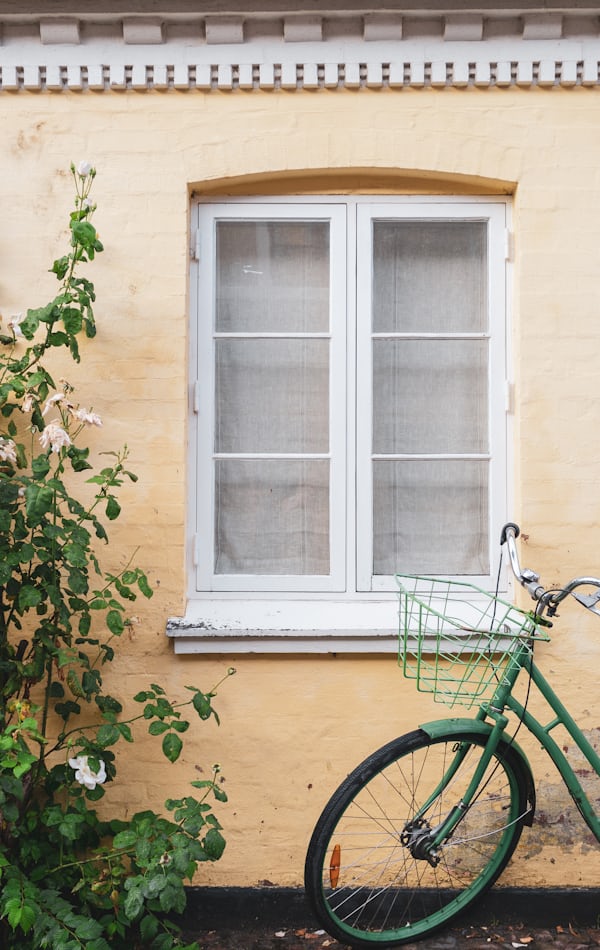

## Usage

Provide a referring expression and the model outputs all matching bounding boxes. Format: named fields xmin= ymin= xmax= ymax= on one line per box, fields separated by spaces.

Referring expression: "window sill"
xmin=166 ymin=598 xmax=399 ymax=654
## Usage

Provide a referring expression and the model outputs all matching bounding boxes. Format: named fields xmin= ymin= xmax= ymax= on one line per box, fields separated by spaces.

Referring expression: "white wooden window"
xmin=187 ymin=197 xmax=510 ymax=644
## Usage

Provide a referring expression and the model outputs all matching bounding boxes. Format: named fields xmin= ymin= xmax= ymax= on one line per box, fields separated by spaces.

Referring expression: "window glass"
xmin=216 ymin=220 xmax=330 ymax=332
xmin=215 ymin=339 xmax=329 ymax=454
xmin=372 ymin=220 xmax=487 ymax=334
xmin=372 ymin=339 xmax=488 ymax=455
xmin=194 ymin=200 xmax=506 ymax=599
xmin=372 ymin=459 xmax=489 ymax=575
xmin=214 ymin=459 xmax=330 ymax=575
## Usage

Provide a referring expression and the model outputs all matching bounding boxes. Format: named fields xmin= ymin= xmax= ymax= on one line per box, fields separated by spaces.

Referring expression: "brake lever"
xmin=572 ymin=590 xmax=600 ymax=616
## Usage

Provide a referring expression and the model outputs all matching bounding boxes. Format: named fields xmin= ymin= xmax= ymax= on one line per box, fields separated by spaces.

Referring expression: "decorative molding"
xmin=3 ymin=11 xmax=600 ymax=91
xmin=122 ymin=17 xmax=165 ymax=45
xmin=204 ymin=16 xmax=244 ymax=45
xmin=39 ymin=17 xmax=79 ymax=45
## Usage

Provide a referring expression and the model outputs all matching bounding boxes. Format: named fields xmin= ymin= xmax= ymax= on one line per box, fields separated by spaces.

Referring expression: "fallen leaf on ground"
xmin=275 ymin=931 xmax=287 ymax=938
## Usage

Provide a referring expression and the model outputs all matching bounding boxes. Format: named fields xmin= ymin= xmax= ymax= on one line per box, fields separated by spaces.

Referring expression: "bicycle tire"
xmin=305 ymin=728 xmax=530 ymax=948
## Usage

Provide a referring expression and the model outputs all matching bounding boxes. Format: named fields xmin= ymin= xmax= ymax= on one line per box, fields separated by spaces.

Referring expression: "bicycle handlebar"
xmin=500 ymin=522 xmax=600 ymax=618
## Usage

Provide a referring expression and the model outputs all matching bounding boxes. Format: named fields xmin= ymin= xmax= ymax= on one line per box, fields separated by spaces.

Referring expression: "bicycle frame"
xmin=418 ymin=639 xmax=600 ymax=852
xmin=503 ymin=649 xmax=600 ymax=840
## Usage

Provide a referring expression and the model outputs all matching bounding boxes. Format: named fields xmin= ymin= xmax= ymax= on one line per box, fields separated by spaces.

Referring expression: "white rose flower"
xmin=7 ymin=313 xmax=24 ymax=338
xmin=39 ymin=422 xmax=71 ymax=453
xmin=73 ymin=407 xmax=102 ymax=427
xmin=77 ymin=160 xmax=93 ymax=177
xmin=68 ymin=755 xmax=107 ymax=790
xmin=0 ymin=438 xmax=17 ymax=465
xmin=22 ymin=393 xmax=35 ymax=414
xmin=42 ymin=393 xmax=65 ymax=416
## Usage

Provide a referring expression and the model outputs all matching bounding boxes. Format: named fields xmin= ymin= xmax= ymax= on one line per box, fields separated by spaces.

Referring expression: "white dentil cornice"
xmin=2 ymin=9 xmax=600 ymax=90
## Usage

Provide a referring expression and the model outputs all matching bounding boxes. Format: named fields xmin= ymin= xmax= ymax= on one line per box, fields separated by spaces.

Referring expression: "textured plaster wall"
xmin=1 ymin=86 xmax=600 ymax=887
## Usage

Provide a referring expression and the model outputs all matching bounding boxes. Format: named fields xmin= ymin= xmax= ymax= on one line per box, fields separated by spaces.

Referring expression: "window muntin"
xmin=193 ymin=198 xmax=508 ymax=601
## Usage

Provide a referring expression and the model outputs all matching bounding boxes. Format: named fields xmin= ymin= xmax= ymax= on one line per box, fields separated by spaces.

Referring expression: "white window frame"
xmin=194 ymin=204 xmax=348 ymax=594
xmin=174 ymin=195 xmax=512 ymax=654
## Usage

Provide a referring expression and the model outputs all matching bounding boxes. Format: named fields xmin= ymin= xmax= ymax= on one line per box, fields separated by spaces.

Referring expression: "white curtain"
xmin=214 ymin=220 xmax=330 ymax=575
xmin=371 ymin=220 xmax=489 ymax=575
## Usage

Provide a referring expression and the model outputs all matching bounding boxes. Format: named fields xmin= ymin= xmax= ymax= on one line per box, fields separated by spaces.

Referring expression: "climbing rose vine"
xmin=0 ymin=164 xmax=233 ymax=950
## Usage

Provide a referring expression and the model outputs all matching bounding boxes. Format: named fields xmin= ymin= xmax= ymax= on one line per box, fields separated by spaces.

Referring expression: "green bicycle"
xmin=305 ymin=523 xmax=600 ymax=947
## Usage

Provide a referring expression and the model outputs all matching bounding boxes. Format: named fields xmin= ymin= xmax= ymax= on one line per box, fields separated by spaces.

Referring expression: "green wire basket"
xmin=396 ymin=575 xmax=551 ymax=710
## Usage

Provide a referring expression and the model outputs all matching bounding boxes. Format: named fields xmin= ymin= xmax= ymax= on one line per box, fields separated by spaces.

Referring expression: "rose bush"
xmin=0 ymin=165 xmax=233 ymax=949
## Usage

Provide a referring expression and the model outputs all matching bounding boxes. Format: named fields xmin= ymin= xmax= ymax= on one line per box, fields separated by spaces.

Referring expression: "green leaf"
xmin=95 ymin=693 xmax=123 ymax=714
xmin=123 ymin=885 xmax=144 ymax=921
xmin=162 ymin=732 xmax=183 ymax=763
xmin=113 ymin=829 xmax=138 ymax=849
xmin=133 ymin=690 xmax=152 ymax=703
xmin=97 ymin=723 xmax=120 ymax=747
xmin=192 ymin=691 xmax=213 ymax=721
xmin=64 ymin=542 xmax=87 ymax=568
xmin=139 ymin=914 xmax=159 ymax=943
xmin=17 ymin=585 xmax=42 ymax=611
xmin=137 ymin=573 xmax=153 ymax=598
xmin=19 ymin=309 xmax=40 ymax=340
xmin=55 ymin=700 xmax=81 ymax=721
xmin=79 ymin=613 xmax=91 ymax=636
xmin=62 ymin=307 xmax=82 ymax=334
xmin=25 ymin=483 xmax=54 ymax=525
xmin=203 ymin=827 xmax=226 ymax=860
xmin=71 ymin=220 xmax=98 ymax=246
xmin=118 ymin=722 xmax=133 ymax=742
xmin=106 ymin=609 xmax=124 ymax=635
xmin=77 ymin=919 xmax=104 ymax=940
xmin=51 ymin=254 xmax=70 ymax=279
xmin=105 ymin=495 xmax=121 ymax=521
xmin=148 ymin=720 xmax=170 ymax=736
xmin=171 ymin=719 xmax=190 ymax=734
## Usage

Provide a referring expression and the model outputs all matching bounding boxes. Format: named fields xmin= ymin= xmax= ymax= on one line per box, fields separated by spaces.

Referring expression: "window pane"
xmin=372 ymin=221 xmax=487 ymax=333
xmin=216 ymin=339 xmax=329 ymax=453
xmin=216 ymin=221 xmax=330 ymax=332
xmin=373 ymin=339 xmax=488 ymax=454
xmin=373 ymin=460 xmax=489 ymax=575
xmin=215 ymin=460 xmax=330 ymax=575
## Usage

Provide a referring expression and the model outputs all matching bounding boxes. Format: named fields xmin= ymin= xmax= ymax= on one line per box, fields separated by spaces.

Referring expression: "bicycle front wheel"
xmin=305 ymin=729 xmax=530 ymax=948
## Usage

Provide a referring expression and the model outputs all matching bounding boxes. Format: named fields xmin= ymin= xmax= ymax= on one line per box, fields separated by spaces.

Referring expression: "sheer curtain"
xmin=371 ymin=220 xmax=489 ymax=575
xmin=213 ymin=220 xmax=330 ymax=575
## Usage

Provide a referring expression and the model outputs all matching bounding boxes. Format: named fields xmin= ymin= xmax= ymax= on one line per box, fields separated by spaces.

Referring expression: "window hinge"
xmin=504 ymin=229 xmax=514 ymax=262
xmin=505 ymin=380 xmax=515 ymax=413
xmin=192 ymin=534 xmax=200 ymax=567
xmin=193 ymin=380 xmax=201 ymax=413
xmin=190 ymin=228 xmax=200 ymax=262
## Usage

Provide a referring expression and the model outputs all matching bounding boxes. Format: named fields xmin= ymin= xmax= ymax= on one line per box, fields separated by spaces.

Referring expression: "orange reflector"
xmin=329 ymin=844 xmax=341 ymax=888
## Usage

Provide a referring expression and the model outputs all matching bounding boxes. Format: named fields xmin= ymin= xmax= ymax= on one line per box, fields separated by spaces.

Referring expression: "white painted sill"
xmin=166 ymin=598 xmax=399 ymax=654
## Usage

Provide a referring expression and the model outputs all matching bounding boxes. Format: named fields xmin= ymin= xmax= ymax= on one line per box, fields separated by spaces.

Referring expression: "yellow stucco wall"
xmin=2 ymin=85 xmax=600 ymax=888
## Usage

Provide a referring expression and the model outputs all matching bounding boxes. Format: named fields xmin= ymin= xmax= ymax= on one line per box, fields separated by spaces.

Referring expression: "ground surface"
xmin=185 ymin=921 xmax=600 ymax=950
xmin=180 ymin=887 xmax=600 ymax=950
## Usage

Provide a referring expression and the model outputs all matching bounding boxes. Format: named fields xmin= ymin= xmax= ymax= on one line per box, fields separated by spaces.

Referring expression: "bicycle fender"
xmin=418 ymin=717 xmax=536 ymax=826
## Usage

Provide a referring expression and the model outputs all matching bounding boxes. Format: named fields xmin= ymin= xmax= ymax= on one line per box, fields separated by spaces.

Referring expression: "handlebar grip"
xmin=500 ymin=522 xmax=520 ymax=544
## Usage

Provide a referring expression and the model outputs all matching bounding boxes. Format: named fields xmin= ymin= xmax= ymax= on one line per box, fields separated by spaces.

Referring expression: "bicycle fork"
xmin=401 ymin=712 xmax=510 ymax=867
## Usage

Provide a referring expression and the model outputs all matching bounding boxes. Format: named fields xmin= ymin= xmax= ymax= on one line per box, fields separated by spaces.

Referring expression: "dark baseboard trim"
xmin=182 ymin=886 xmax=600 ymax=931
